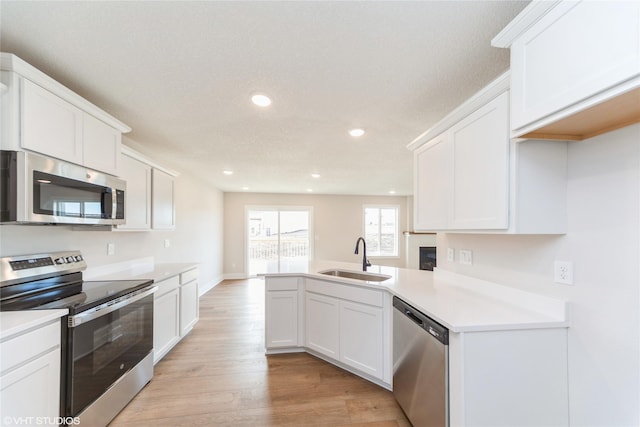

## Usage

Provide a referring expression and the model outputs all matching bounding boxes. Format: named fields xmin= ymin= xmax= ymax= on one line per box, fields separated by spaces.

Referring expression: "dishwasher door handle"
xmin=405 ymin=309 xmax=424 ymax=327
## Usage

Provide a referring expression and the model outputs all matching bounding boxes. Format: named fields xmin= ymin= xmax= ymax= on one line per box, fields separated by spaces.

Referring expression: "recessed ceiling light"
xmin=306 ymin=188 xmax=313 ymax=192
xmin=251 ymin=93 xmax=271 ymax=107
xmin=349 ymin=128 xmax=365 ymax=137
xmin=223 ymin=170 xmax=233 ymax=175
xmin=311 ymin=173 xmax=321 ymax=179
xmin=242 ymin=186 xmax=249 ymax=191
xmin=389 ymin=190 xmax=396 ymax=195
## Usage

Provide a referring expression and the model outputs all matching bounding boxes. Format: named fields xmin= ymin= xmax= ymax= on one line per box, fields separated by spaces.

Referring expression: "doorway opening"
xmin=247 ymin=207 xmax=313 ymax=276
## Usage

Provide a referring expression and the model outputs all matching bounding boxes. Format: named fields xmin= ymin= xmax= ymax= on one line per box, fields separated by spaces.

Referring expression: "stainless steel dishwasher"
xmin=393 ymin=296 xmax=449 ymax=427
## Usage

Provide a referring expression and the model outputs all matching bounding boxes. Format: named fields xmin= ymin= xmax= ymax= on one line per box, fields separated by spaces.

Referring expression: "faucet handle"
xmin=366 ymin=259 xmax=372 ymax=267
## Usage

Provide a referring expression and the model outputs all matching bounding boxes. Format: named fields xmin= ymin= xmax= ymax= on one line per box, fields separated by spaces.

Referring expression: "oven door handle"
xmin=68 ymin=285 xmax=157 ymax=328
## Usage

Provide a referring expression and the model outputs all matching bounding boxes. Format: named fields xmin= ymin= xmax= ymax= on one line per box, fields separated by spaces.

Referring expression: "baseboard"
xmin=222 ymin=272 xmax=250 ymax=280
xmin=198 ymin=275 xmax=223 ymax=296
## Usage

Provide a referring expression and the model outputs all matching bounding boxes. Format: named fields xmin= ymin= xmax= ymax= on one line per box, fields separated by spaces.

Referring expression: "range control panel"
xmin=1 ymin=251 xmax=87 ymax=286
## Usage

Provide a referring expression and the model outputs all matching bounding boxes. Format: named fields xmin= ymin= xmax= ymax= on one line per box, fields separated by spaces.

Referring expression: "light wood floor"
xmin=110 ymin=279 xmax=410 ymax=426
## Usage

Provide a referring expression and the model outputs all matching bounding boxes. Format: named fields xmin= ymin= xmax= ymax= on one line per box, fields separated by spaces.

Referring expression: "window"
xmin=364 ymin=206 xmax=399 ymax=257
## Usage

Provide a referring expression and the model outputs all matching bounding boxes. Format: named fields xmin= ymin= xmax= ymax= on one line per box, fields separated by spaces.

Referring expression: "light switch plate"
xmin=447 ymin=248 xmax=455 ymax=262
xmin=459 ymin=249 xmax=473 ymax=265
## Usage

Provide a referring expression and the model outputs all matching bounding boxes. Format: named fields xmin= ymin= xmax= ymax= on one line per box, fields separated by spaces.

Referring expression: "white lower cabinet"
xmin=153 ymin=276 xmax=181 ymax=364
xmin=305 ymin=292 xmax=340 ymax=359
xmin=179 ymin=269 xmax=199 ymax=337
xmin=304 ymin=279 xmax=388 ymax=384
xmin=0 ymin=320 xmax=61 ymax=425
xmin=266 ymin=290 xmax=299 ymax=348
xmin=339 ymin=300 xmax=383 ymax=379
xmin=265 ymin=277 xmax=302 ymax=349
xmin=153 ymin=268 xmax=199 ymax=364
xmin=264 ymin=276 xmax=389 ymax=385
xmin=449 ymin=328 xmax=569 ymax=426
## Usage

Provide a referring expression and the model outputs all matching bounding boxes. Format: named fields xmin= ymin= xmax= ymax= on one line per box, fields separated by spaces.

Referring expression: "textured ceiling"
xmin=0 ymin=1 xmax=529 ymax=195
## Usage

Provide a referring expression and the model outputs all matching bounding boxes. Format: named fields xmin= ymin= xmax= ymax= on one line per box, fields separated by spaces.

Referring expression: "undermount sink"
xmin=318 ymin=269 xmax=391 ymax=282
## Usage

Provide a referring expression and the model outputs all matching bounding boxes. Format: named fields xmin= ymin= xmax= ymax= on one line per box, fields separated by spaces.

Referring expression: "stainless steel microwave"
xmin=0 ymin=150 xmax=125 ymax=225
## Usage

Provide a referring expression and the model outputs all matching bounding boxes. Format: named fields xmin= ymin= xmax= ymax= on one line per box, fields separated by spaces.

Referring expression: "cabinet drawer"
xmin=180 ymin=268 xmax=198 ymax=285
xmin=155 ymin=275 xmax=180 ymax=298
xmin=0 ymin=321 xmax=60 ymax=373
xmin=266 ymin=277 xmax=299 ymax=291
xmin=306 ymin=279 xmax=383 ymax=307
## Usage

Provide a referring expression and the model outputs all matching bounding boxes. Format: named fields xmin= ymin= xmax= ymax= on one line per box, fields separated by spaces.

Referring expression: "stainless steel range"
xmin=0 ymin=251 xmax=157 ymax=426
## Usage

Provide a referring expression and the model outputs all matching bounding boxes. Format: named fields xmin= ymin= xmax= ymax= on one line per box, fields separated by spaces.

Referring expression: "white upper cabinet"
xmin=414 ymin=134 xmax=450 ymax=230
xmin=20 ymin=78 xmax=83 ymax=165
xmin=152 ymin=168 xmax=176 ymax=230
xmin=449 ymin=92 xmax=509 ymax=229
xmin=83 ymin=113 xmax=121 ymax=176
xmin=1 ymin=53 xmax=130 ymax=173
xmin=410 ymin=73 xmax=567 ymax=234
xmin=117 ymin=151 xmax=152 ymax=230
xmin=493 ymin=0 xmax=640 ymax=140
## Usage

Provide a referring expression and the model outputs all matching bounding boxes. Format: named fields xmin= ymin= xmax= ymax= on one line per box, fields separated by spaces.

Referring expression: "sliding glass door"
xmin=247 ymin=207 xmax=312 ymax=276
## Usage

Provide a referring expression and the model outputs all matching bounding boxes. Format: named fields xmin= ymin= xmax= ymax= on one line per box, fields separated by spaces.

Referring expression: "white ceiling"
xmin=0 ymin=1 xmax=529 ymax=195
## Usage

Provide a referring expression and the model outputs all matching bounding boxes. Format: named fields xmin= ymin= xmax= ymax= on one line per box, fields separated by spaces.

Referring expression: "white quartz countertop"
xmin=1 ymin=309 xmax=68 ymax=341
xmin=262 ymin=260 xmax=569 ymax=333
xmin=87 ymin=262 xmax=198 ymax=282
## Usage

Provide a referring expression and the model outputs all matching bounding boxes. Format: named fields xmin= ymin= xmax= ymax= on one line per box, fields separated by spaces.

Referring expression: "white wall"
xmin=0 ymin=171 xmax=225 ymax=294
xmin=437 ymin=124 xmax=640 ymax=426
xmin=223 ymin=192 xmax=410 ymax=277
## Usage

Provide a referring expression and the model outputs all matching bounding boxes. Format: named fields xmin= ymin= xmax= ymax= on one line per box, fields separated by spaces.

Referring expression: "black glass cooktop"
xmin=0 ymin=271 xmax=153 ymax=314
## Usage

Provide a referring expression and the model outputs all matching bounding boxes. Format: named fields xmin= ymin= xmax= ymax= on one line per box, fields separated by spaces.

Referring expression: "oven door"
xmin=66 ymin=289 xmax=154 ymax=416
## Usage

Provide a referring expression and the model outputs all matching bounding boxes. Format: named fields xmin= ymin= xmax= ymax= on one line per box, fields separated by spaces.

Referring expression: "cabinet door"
xmin=83 ymin=113 xmax=121 ymax=175
xmin=510 ymin=1 xmax=640 ymax=132
xmin=180 ymin=280 xmax=199 ymax=337
xmin=0 ymin=349 xmax=60 ymax=424
xmin=266 ymin=290 xmax=299 ymax=348
xmin=450 ymin=92 xmax=509 ymax=229
xmin=118 ymin=154 xmax=151 ymax=230
xmin=339 ymin=300 xmax=384 ymax=379
xmin=154 ymin=287 xmax=180 ymax=364
xmin=305 ymin=292 xmax=339 ymax=359
xmin=152 ymin=168 xmax=175 ymax=229
xmin=414 ymin=133 xmax=450 ymax=231
xmin=21 ymin=78 xmax=83 ymax=164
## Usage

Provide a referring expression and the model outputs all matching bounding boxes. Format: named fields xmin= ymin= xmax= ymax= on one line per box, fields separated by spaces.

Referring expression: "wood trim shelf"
xmin=519 ymin=87 xmax=640 ymax=141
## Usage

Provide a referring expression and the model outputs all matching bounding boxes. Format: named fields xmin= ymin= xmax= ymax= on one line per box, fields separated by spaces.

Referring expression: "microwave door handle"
xmin=111 ymin=188 xmax=118 ymax=219
xmin=102 ymin=189 xmax=113 ymax=219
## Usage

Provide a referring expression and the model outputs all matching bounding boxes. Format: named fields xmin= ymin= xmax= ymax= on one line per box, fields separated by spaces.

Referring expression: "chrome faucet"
xmin=354 ymin=237 xmax=371 ymax=272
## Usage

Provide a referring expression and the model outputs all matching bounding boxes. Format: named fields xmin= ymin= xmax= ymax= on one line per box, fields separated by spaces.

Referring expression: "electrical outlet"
xmin=107 ymin=243 xmax=115 ymax=256
xmin=447 ymin=248 xmax=455 ymax=262
xmin=459 ymin=249 xmax=473 ymax=265
xmin=164 ymin=239 xmax=171 ymax=248
xmin=554 ymin=261 xmax=573 ymax=285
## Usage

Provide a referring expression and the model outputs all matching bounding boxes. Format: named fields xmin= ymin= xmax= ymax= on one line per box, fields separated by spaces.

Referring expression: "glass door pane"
xmin=247 ymin=208 xmax=310 ymax=276
xmin=279 ymin=211 xmax=309 ymax=272
xmin=248 ymin=210 xmax=279 ymax=276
